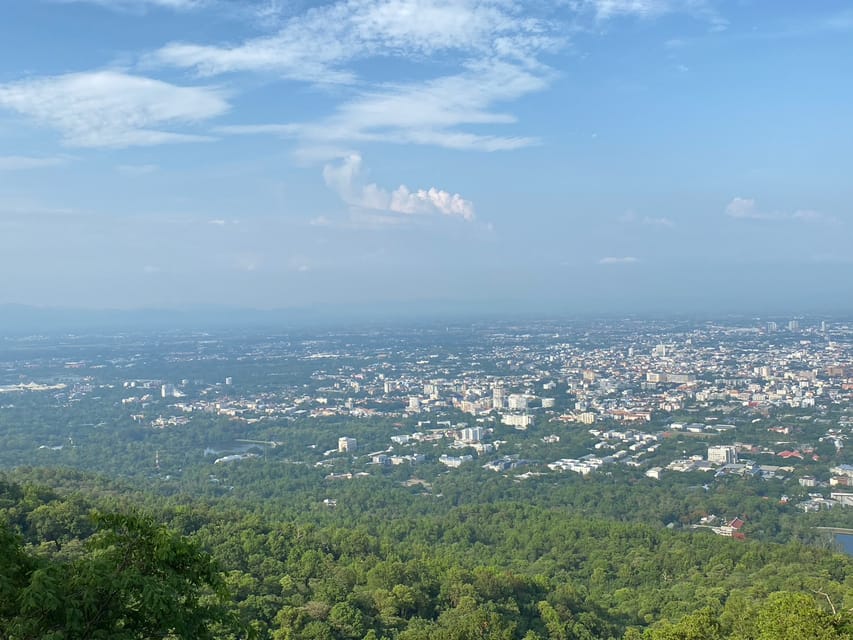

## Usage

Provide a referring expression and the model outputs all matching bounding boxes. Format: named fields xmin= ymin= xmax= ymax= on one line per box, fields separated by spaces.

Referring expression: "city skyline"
xmin=1 ymin=1 xmax=851 ymax=312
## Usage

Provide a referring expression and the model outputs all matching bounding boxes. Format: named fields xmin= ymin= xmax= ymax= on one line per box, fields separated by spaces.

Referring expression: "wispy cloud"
xmin=323 ymin=153 xmax=475 ymax=222
xmin=572 ymin=0 xmax=675 ymax=20
xmin=219 ymin=60 xmax=546 ymax=155
xmin=598 ymin=256 xmax=639 ymax=264
xmin=156 ymin=0 xmax=557 ymax=156
xmin=150 ymin=0 xmax=559 ymax=81
xmin=725 ymin=197 xmax=834 ymax=223
xmin=0 ymin=71 xmax=229 ymax=148
xmin=0 ymin=155 xmax=67 ymax=170
xmin=619 ymin=210 xmax=674 ymax=227
xmin=570 ymin=0 xmax=726 ymax=29
xmin=643 ymin=216 xmax=674 ymax=227
xmin=116 ymin=163 xmax=159 ymax=176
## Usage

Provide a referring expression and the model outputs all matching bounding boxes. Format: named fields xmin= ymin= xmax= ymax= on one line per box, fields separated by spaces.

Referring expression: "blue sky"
xmin=0 ymin=0 xmax=851 ymax=313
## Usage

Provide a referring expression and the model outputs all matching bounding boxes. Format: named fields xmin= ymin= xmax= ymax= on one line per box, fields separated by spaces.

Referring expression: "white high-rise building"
xmin=492 ymin=384 xmax=505 ymax=410
xmin=707 ymin=445 xmax=737 ymax=465
xmin=507 ymin=394 xmax=527 ymax=411
xmin=338 ymin=437 xmax=357 ymax=453
xmin=501 ymin=413 xmax=534 ymax=429
xmin=459 ymin=426 xmax=482 ymax=443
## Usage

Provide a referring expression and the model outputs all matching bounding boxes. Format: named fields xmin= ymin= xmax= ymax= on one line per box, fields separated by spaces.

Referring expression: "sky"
xmin=0 ymin=0 xmax=851 ymax=315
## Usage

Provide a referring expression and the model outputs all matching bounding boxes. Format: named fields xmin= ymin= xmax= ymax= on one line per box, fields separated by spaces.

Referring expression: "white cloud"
xmin=618 ymin=211 xmax=674 ymax=227
xmin=570 ymin=0 xmax=727 ymax=30
xmin=598 ymin=256 xmax=639 ymax=264
xmin=234 ymin=253 xmax=262 ymax=272
xmin=219 ymin=60 xmax=547 ymax=155
xmin=791 ymin=209 xmax=825 ymax=221
xmin=325 ymin=60 xmax=546 ymax=143
xmin=157 ymin=1 xmax=556 ymax=154
xmin=116 ymin=163 xmax=159 ymax=175
xmin=725 ymin=197 xmax=833 ymax=222
xmin=0 ymin=156 xmax=67 ymax=170
xmin=150 ymin=0 xmax=558 ymax=81
xmin=725 ymin=196 xmax=760 ymax=218
xmin=205 ymin=218 xmax=240 ymax=227
xmin=323 ymin=153 xmax=475 ymax=222
xmin=0 ymin=71 xmax=229 ymax=148
xmin=390 ymin=186 xmax=476 ymax=221
xmin=643 ymin=216 xmax=674 ymax=227
xmin=308 ymin=216 xmax=332 ymax=227
xmin=573 ymin=0 xmax=673 ymax=19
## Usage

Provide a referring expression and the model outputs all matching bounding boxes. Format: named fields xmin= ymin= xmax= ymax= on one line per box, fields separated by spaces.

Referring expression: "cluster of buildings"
xmin=6 ymin=318 xmax=853 ymax=523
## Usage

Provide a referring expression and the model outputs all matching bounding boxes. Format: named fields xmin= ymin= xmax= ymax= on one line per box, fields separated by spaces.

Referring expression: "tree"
xmin=755 ymin=592 xmax=841 ymax=640
xmin=1 ymin=511 xmax=237 ymax=640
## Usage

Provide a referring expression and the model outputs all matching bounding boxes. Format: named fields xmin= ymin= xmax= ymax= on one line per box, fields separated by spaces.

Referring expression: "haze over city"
xmin=1 ymin=0 xmax=851 ymax=314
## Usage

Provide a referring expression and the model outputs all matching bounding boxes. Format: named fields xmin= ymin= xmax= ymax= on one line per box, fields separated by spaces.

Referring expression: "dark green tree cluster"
xmin=3 ymin=474 xmax=853 ymax=640
xmin=0 ymin=501 xmax=234 ymax=639
xmin=642 ymin=591 xmax=853 ymax=639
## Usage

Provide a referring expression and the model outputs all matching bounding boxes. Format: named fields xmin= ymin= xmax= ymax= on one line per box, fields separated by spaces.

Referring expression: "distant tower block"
xmin=492 ymin=384 xmax=505 ymax=409
xmin=708 ymin=445 xmax=738 ymax=465
xmin=338 ymin=437 xmax=357 ymax=453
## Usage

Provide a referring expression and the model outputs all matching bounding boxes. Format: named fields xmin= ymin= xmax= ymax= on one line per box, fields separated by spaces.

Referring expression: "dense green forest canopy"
xmin=2 ymin=473 xmax=853 ymax=639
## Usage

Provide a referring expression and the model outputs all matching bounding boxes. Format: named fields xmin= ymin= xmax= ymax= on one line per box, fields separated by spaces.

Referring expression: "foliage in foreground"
xmin=0 ymin=507 xmax=234 ymax=639
xmin=2 ymin=475 xmax=853 ymax=639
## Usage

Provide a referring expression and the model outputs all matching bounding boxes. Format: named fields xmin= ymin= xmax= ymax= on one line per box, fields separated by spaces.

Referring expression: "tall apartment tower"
xmin=338 ymin=437 xmax=357 ymax=453
xmin=707 ymin=445 xmax=737 ymax=465
xmin=492 ymin=384 xmax=505 ymax=410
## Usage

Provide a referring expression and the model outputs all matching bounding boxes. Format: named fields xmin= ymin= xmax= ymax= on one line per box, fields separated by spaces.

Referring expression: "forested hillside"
xmin=2 ymin=473 xmax=852 ymax=639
